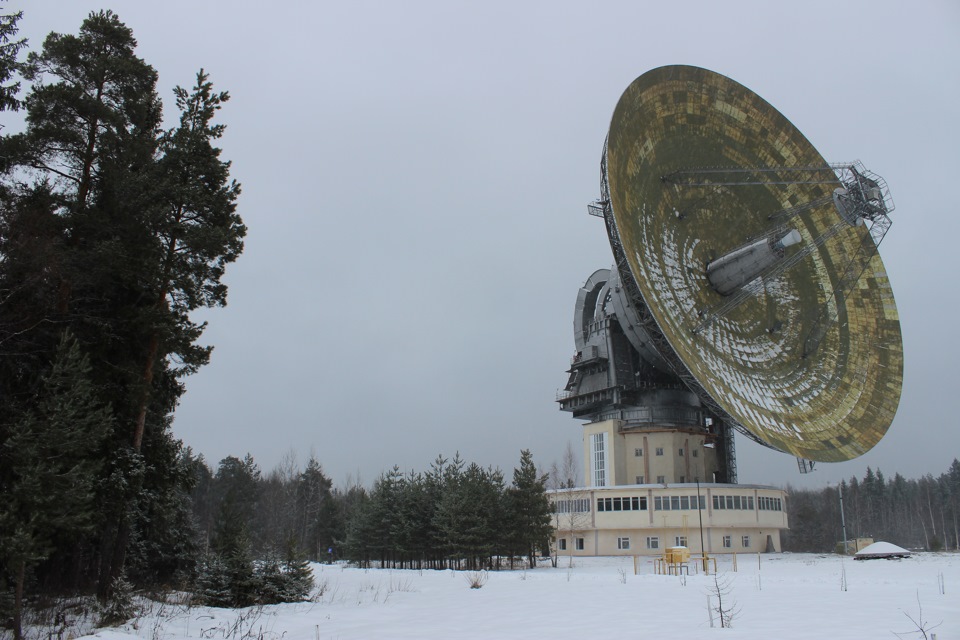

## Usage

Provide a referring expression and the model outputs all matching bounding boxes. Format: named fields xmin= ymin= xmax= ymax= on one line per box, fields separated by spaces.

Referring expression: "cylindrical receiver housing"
xmin=706 ymin=229 xmax=802 ymax=296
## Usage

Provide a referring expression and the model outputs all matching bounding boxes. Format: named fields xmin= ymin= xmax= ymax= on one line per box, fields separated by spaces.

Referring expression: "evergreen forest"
xmin=782 ymin=461 xmax=960 ymax=553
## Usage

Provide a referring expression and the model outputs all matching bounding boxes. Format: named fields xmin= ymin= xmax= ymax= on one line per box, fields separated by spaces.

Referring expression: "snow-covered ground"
xmin=82 ymin=553 xmax=957 ymax=640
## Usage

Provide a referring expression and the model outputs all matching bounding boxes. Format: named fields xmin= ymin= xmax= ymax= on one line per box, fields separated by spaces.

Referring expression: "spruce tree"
xmin=505 ymin=450 xmax=553 ymax=568
xmin=195 ymin=553 xmax=231 ymax=607
xmin=0 ymin=332 xmax=112 ymax=640
xmin=276 ymin=536 xmax=313 ymax=602
xmin=296 ymin=456 xmax=335 ymax=559
xmin=0 ymin=2 xmax=25 ymax=114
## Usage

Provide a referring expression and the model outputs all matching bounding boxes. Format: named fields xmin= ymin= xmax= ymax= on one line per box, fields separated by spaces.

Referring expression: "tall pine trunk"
xmin=104 ymin=229 xmax=178 ymax=594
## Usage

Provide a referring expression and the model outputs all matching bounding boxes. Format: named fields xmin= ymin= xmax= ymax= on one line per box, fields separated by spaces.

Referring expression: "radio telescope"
xmin=560 ymin=65 xmax=902 ymax=477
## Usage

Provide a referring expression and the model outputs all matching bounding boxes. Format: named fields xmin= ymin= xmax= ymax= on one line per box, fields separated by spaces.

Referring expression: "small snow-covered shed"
xmin=853 ymin=541 xmax=911 ymax=560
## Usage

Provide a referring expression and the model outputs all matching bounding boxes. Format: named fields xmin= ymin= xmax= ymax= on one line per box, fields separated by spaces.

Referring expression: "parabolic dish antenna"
xmin=595 ymin=65 xmax=902 ymax=462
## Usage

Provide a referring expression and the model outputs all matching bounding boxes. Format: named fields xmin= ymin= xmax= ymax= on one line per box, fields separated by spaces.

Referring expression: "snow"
xmin=76 ymin=553 xmax=958 ymax=640
xmin=855 ymin=541 xmax=911 ymax=558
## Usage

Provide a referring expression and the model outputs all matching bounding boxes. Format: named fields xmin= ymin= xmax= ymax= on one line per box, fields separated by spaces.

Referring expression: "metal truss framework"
xmin=662 ymin=162 xmax=894 ymax=357
xmin=587 ymin=144 xmax=746 ymax=480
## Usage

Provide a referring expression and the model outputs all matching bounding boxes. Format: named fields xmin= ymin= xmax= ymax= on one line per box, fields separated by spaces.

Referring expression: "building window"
xmin=636 ymin=475 xmax=645 ymax=484
xmin=657 ymin=475 xmax=666 ymax=483
xmin=723 ymin=535 xmax=732 ymax=548
xmin=680 ymin=475 xmax=686 ymax=483
xmin=575 ymin=537 xmax=584 ymax=551
xmin=553 ymin=498 xmax=591 ymax=513
xmin=591 ymin=433 xmax=606 ymax=487
xmin=762 ymin=496 xmax=781 ymax=511
xmin=655 ymin=447 xmax=664 ymax=456
xmin=758 ymin=496 xmax=782 ymax=511
xmin=654 ymin=495 xmax=703 ymax=511
xmin=635 ymin=448 xmax=643 ymax=457
xmin=692 ymin=449 xmax=699 ymax=458
xmin=558 ymin=538 xmax=567 ymax=551
xmin=678 ymin=448 xmax=684 ymax=456
xmin=596 ymin=496 xmax=647 ymax=512
xmin=742 ymin=535 xmax=751 ymax=548
xmin=617 ymin=537 xmax=631 ymax=550
xmin=675 ymin=536 xmax=687 ymax=547
xmin=646 ymin=536 xmax=660 ymax=550
xmin=713 ymin=494 xmax=761 ymax=511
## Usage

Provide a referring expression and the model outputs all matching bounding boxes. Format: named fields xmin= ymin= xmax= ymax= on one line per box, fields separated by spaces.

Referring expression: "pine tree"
xmin=211 ymin=455 xmax=261 ymax=556
xmin=195 ymin=553 xmax=231 ymax=607
xmin=2 ymin=12 xmax=244 ymax=595
xmin=0 ymin=2 xmax=25 ymax=115
xmin=8 ymin=11 xmax=164 ymax=596
xmin=0 ymin=332 xmax=113 ymax=640
xmin=278 ymin=537 xmax=314 ymax=601
xmin=342 ymin=491 xmax=376 ymax=568
xmin=296 ymin=456 xmax=335 ymax=559
xmin=432 ymin=454 xmax=466 ymax=568
xmin=132 ymin=69 xmax=244 ymax=451
xmin=505 ymin=450 xmax=553 ymax=568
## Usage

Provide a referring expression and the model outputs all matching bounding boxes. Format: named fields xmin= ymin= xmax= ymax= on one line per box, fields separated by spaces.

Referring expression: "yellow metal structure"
xmin=665 ymin=546 xmax=690 ymax=564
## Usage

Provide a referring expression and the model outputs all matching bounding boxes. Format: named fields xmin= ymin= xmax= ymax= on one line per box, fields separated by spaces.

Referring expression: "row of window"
xmin=557 ymin=537 xmax=585 ymax=551
xmin=646 ymin=535 xmax=750 ymax=550
xmin=596 ymin=496 xmax=647 ymax=512
xmin=645 ymin=536 xmax=700 ymax=549
xmin=592 ymin=494 xmax=781 ymax=512
xmin=564 ymin=535 xmax=751 ymax=551
xmin=553 ymin=498 xmax=591 ymax=514
xmin=654 ymin=495 xmax=707 ymax=511
xmin=636 ymin=475 xmax=694 ymax=484
xmin=584 ymin=494 xmax=782 ymax=513
xmin=723 ymin=535 xmax=751 ymax=548
xmin=561 ymin=494 xmax=783 ymax=513
xmin=633 ymin=448 xmax=699 ymax=458
xmin=711 ymin=495 xmax=782 ymax=512
xmin=713 ymin=495 xmax=755 ymax=511
xmin=758 ymin=496 xmax=783 ymax=511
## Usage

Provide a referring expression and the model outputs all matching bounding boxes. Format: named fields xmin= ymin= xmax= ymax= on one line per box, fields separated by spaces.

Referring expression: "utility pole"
xmin=839 ymin=481 xmax=849 ymax=554
xmin=697 ymin=479 xmax=708 ymax=572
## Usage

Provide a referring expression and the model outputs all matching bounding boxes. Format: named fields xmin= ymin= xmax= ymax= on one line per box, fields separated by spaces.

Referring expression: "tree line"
xmin=143 ymin=448 xmax=552 ymax=602
xmin=783 ymin=459 xmax=960 ymax=553
xmin=189 ymin=448 xmax=555 ymax=573
xmin=341 ymin=450 xmax=554 ymax=571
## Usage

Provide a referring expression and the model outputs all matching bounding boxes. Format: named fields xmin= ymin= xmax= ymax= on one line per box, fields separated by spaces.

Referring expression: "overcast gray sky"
xmin=10 ymin=1 xmax=959 ymax=489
